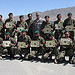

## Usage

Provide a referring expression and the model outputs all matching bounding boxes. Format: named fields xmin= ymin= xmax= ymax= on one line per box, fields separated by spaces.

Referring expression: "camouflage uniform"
xmin=3 ymin=36 xmax=17 ymax=58
xmin=41 ymin=21 xmax=53 ymax=40
xmin=15 ymin=21 xmax=28 ymax=37
xmin=58 ymin=37 xmax=74 ymax=62
xmin=17 ymin=35 xmax=31 ymax=59
xmin=0 ymin=37 xmax=3 ymax=58
xmin=5 ymin=19 xmax=16 ymax=37
xmin=0 ymin=20 xmax=5 ymax=39
xmin=63 ymin=18 xmax=75 ymax=41
xmin=42 ymin=38 xmax=58 ymax=62
xmin=28 ymin=36 xmax=45 ymax=60
xmin=25 ymin=19 xmax=33 ymax=38
xmin=54 ymin=20 xmax=63 ymax=41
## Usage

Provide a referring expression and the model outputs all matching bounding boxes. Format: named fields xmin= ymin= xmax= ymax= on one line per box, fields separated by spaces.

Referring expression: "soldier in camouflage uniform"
xmin=41 ymin=33 xmax=58 ymax=64
xmin=14 ymin=15 xmax=28 ymax=38
xmin=25 ymin=13 xmax=33 ymax=30
xmin=41 ymin=16 xmax=53 ymax=40
xmin=0 ymin=15 xmax=5 ymax=39
xmin=17 ymin=29 xmax=31 ymax=60
xmin=3 ymin=32 xmax=17 ymax=58
xmin=54 ymin=14 xmax=64 ymax=41
xmin=0 ymin=34 xmax=3 ymax=59
xmin=28 ymin=31 xmax=45 ymax=60
xmin=5 ymin=13 xmax=16 ymax=38
xmin=63 ymin=12 xmax=75 ymax=41
xmin=58 ymin=32 xmax=74 ymax=63
xmin=25 ymin=13 xmax=33 ymax=38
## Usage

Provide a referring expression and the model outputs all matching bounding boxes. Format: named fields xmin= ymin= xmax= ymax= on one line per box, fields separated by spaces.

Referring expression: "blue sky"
xmin=0 ymin=0 xmax=75 ymax=19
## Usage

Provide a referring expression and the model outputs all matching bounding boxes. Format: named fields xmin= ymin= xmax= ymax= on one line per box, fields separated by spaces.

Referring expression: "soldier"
xmin=0 ymin=15 xmax=5 ymax=39
xmin=0 ymin=34 xmax=3 ymax=59
xmin=28 ymin=31 xmax=45 ymax=60
xmin=54 ymin=14 xmax=63 ymax=41
xmin=17 ymin=29 xmax=31 ymax=60
xmin=41 ymin=15 xmax=53 ymax=40
xmin=58 ymin=32 xmax=74 ymax=63
xmin=5 ymin=13 xmax=16 ymax=38
xmin=31 ymin=13 xmax=44 ymax=38
xmin=3 ymin=32 xmax=17 ymax=58
xmin=25 ymin=13 xmax=33 ymax=38
xmin=41 ymin=33 xmax=58 ymax=64
xmin=15 ymin=15 xmax=28 ymax=37
xmin=25 ymin=13 xmax=33 ymax=29
xmin=63 ymin=12 xmax=75 ymax=41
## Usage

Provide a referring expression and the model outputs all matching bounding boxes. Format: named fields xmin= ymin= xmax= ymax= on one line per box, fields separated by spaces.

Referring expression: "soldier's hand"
xmin=54 ymin=26 xmax=56 ymax=28
xmin=59 ymin=41 xmax=61 ymax=44
xmin=73 ymin=27 xmax=75 ymax=29
xmin=10 ymin=43 xmax=13 ymax=46
xmin=5 ymin=24 xmax=7 ymax=28
xmin=1 ymin=43 xmax=3 ymax=46
xmin=45 ymin=44 xmax=46 ymax=47
xmin=54 ymin=43 xmax=57 ymax=47
xmin=13 ymin=24 xmax=15 ymax=27
xmin=15 ymin=30 xmax=18 ymax=32
xmin=17 ymin=45 xmax=19 ymax=48
xmin=25 ymin=45 xmax=28 ymax=48
xmin=29 ymin=43 xmax=31 ymax=47
xmin=69 ymin=40 xmax=72 ymax=45
xmin=51 ymin=28 xmax=53 ymax=31
xmin=0 ymin=26 xmax=3 ymax=28
xmin=40 ymin=44 xmax=43 ymax=47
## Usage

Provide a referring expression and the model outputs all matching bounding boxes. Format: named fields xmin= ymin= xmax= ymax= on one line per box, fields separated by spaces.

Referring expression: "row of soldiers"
xmin=0 ymin=12 xmax=75 ymax=64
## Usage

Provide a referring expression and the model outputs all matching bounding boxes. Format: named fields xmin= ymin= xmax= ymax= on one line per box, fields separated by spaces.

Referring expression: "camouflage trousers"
xmin=3 ymin=47 xmax=17 ymax=57
xmin=0 ymin=47 xmax=3 ymax=56
xmin=42 ymin=47 xmax=58 ymax=60
xmin=58 ymin=47 xmax=74 ymax=61
xmin=18 ymin=48 xmax=30 ymax=59
xmin=28 ymin=47 xmax=45 ymax=60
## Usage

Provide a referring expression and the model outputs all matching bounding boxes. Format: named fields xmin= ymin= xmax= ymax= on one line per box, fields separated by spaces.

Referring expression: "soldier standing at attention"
xmin=25 ymin=13 xmax=33 ymax=38
xmin=54 ymin=14 xmax=63 ymax=41
xmin=5 ymin=13 xmax=16 ymax=38
xmin=0 ymin=15 xmax=5 ymax=39
xmin=63 ymin=12 xmax=75 ymax=41
xmin=25 ymin=13 xmax=33 ymax=29
xmin=17 ymin=29 xmax=31 ymax=60
xmin=16 ymin=15 xmax=28 ymax=30
xmin=41 ymin=16 xmax=53 ymax=40
xmin=31 ymin=13 xmax=44 ymax=38
xmin=14 ymin=15 xmax=28 ymax=37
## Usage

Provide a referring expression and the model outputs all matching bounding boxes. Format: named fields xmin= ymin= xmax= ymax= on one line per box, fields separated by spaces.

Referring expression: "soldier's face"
xmin=9 ymin=14 xmax=13 ymax=19
xmin=58 ymin=15 xmax=61 ymax=19
xmin=49 ymin=36 xmax=53 ymax=40
xmin=22 ymin=32 xmax=26 ymax=36
xmin=6 ymin=35 xmax=10 ymax=38
xmin=35 ymin=33 xmax=40 ymax=37
xmin=0 ymin=16 xmax=2 ymax=20
xmin=68 ymin=14 xmax=72 ymax=18
xmin=45 ymin=17 xmax=49 ymax=22
xmin=36 ymin=15 xmax=40 ymax=20
xmin=65 ymin=33 xmax=70 ymax=38
xmin=28 ymin=15 xmax=32 ymax=20
xmin=20 ymin=17 xmax=24 ymax=21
